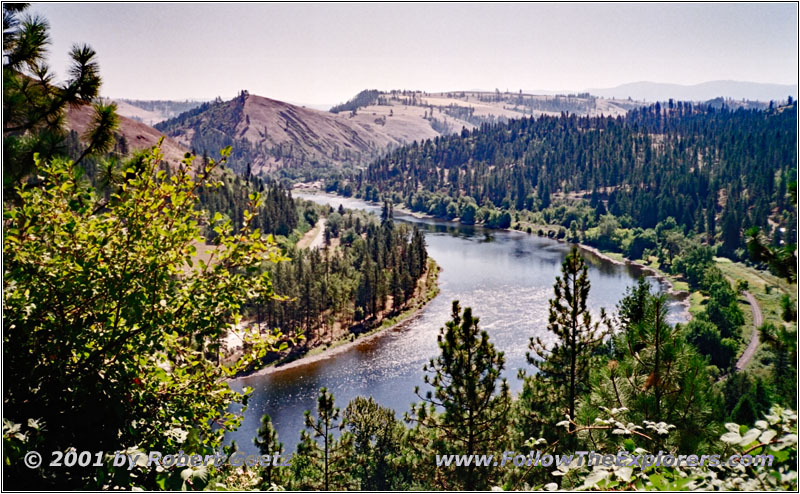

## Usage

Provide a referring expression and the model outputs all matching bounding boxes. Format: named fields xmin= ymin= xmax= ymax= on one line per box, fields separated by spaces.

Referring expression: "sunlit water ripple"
xmin=224 ymin=193 xmax=688 ymax=453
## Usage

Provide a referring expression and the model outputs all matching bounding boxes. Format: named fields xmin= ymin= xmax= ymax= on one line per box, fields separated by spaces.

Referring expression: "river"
xmin=225 ymin=192 xmax=689 ymax=453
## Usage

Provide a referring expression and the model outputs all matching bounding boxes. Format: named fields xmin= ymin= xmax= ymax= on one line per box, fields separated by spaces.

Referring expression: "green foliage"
xmin=722 ymin=373 xmax=772 ymax=424
xmin=3 ymin=3 xmax=118 ymax=188
xmin=626 ymin=229 xmax=657 ymax=260
xmin=780 ymin=293 xmax=797 ymax=322
xmin=329 ymin=89 xmax=380 ymax=114
xmin=671 ymin=244 xmax=714 ymax=289
xmin=253 ymin=414 xmax=286 ymax=489
xmin=528 ymin=247 xmax=610 ymax=443
xmin=531 ymin=405 xmax=797 ymax=491
xmin=197 ymin=175 xmax=298 ymax=241
xmin=591 ymin=279 xmax=717 ymax=452
xmin=293 ymin=388 xmax=355 ymax=490
xmin=3 ymin=146 xmax=283 ymax=489
xmin=760 ymin=323 xmax=798 ymax=407
xmin=701 ymin=266 xmax=745 ymax=339
xmin=343 ymin=396 xmax=407 ymax=490
xmin=408 ymin=301 xmax=511 ymax=490
xmin=358 ymin=103 xmax=796 ymax=262
xmin=746 ymin=226 xmax=797 ymax=282
xmin=253 ymin=211 xmax=427 ymax=355
xmin=685 ymin=318 xmax=738 ymax=370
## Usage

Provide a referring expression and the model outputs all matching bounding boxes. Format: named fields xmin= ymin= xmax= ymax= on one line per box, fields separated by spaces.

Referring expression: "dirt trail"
xmin=297 ymin=218 xmax=326 ymax=250
xmin=735 ymin=291 xmax=762 ymax=371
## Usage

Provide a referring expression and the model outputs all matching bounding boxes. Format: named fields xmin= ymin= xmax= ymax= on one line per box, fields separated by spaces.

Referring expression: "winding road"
xmin=735 ymin=290 xmax=763 ymax=371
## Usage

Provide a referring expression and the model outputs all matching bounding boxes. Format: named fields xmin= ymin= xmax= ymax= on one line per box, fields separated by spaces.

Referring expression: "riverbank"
xmin=576 ymin=244 xmax=692 ymax=318
xmin=230 ymin=258 xmax=440 ymax=378
xmin=342 ymin=191 xmax=694 ymax=320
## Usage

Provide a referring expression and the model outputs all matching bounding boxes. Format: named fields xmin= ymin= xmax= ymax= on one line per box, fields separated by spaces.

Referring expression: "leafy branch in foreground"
xmin=3 ymin=144 xmax=286 ymax=489
xmin=514 ymin=405 xmax=797 ymax=491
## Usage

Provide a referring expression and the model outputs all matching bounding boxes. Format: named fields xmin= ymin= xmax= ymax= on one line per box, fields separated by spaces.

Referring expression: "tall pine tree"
xmin=407 ymin=301 xmax=510 ymax=490
xmin=528 ymin=247 xmax=609 ymax=443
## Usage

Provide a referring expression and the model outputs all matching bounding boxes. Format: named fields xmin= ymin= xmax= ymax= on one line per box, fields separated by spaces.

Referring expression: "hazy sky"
xmin=30 ymin=2 xmax=799 ymax=105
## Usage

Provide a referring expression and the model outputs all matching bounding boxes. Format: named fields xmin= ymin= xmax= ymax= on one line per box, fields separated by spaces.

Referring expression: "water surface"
xmin=226 ymin=192 xmax=688 ymax=453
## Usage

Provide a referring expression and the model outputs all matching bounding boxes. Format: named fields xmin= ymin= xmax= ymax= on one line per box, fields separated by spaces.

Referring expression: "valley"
xmin=3 ymin=2 xmax=797 ymax=491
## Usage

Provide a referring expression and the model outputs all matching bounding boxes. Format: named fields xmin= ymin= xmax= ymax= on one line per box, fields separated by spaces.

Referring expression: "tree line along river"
xmin=225 ymin=192 xmax=689 ymax=453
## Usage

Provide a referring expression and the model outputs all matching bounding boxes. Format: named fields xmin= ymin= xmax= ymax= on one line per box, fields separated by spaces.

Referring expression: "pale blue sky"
xmin=30 ymin=2 xmax=799 ymax=104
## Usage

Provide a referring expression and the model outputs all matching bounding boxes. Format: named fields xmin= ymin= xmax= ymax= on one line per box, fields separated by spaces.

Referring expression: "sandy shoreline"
xmin=231 ymin=302 xmax=431 ymax=380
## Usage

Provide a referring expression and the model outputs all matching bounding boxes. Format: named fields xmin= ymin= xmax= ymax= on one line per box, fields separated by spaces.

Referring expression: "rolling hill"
xmin=586 ymin=80 xmax=796 ymax=103
xmin=154 ymin=89 xmax=643 ymax=175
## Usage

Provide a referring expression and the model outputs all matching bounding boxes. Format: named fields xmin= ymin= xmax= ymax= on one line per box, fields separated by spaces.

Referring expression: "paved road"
xmin=735 ymin=291 xmax=763 ymax=371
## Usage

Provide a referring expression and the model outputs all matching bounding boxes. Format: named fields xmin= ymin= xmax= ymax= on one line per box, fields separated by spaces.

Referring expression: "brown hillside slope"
xmin=160 ymin=93 xmax=439 ymax=172
xmin=66 ymin=103 xmax=190 ymax=166
xmin=157 ymin=90 xmax=643 ymax=173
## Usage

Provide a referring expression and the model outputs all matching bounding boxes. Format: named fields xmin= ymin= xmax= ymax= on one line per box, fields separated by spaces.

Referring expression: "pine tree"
xmin=3 ymin=4 xmax=117 ymax=188
xmin=408 ymin=301 xmax=510 ymax=490
xmin=343 ymin=396 xmax=406 ymax=490
xmin=253 ymin=414 xmax=286 ymax=489
xmin=592 ymin=281 xmax=716 ymax=451
xmin=760 ymin=323 xmax=798 ymax=406
xmin=528 ymin=247 xmax=609 ymax=441
xmin=293 ymin=388 xmax=354 ymax=490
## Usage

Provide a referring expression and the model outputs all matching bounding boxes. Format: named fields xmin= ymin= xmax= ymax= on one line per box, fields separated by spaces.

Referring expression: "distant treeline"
xmin=329 ymin=89 xmax=381 ymax=114
xmin=196 ymin=172 xmax=298 ymax=240
xmin=349 ymin=101 xmax=796 ymax=259
xmin=119 ymin=99 xmax=205 ymax=115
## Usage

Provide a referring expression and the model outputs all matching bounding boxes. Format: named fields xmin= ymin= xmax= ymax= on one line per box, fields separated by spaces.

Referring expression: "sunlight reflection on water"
xmin=225 ymin=193 xmax=688 ymax=453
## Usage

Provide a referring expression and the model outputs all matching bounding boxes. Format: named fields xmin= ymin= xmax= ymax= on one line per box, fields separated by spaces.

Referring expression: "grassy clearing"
xmin=715 ymin=256 xmax=794 ymax=332
xmin=689 ymin=291 xmax=708 ymax=317
xmin=714 ymin=257 xmax=796 ymax=376
xmin=715 ymin=258 xmax=796 ymax=375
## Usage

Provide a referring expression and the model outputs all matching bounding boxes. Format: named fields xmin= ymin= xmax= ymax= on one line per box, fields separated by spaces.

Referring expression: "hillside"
xmin=112 ymin=99 xmax=206 ymax=125
xmin=154 ymin=90 xmax=644 ymax=175
xmin=66 ymin=103 xmax=190 ymax=166
xmin=154 ymin=91 xmax=441 ymax=174
xmin=586 ymin=80 xmax=797 ymax=103
xmin=356 ymin=101 xmax=797 ymax=259
xmin=335 ymin=89 xmax=639 ymax=121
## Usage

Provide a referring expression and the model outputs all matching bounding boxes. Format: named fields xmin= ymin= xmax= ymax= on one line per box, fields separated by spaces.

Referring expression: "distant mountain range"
xmin=584 ymin=80 xmax=796 ymax=103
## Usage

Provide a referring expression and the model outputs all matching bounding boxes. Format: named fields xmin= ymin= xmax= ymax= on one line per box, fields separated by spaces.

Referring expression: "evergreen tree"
xmin=528 ymin=247 xmax=609 ymax=441
xmin=293 ymin=388 xmax=354 ymax=490
xmin=760 ymin=323 xmax=798 ymax=407
xmin=408 ymin=301 xmax=510 ymax=490
xmin=343 ymin=396 xmax=407 ymax=490
xmin=3 ymin=3 xmax=118 ymax=189
xmin=253 ymin=414 xmax=286 ymax=489
xmin=592 ymin=281 xmax=717 ymax=451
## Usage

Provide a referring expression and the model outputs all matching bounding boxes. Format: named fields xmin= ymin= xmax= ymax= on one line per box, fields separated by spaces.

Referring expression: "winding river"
xmin=225 ymin=192 xmax=689 ymax=453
